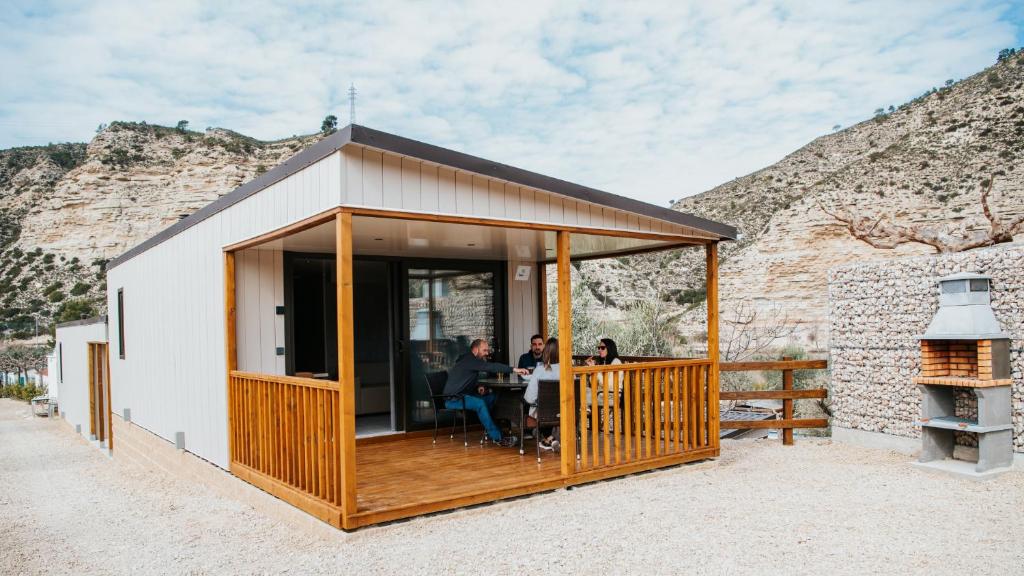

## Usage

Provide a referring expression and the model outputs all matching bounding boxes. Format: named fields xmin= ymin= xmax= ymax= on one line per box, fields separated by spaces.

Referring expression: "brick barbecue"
xmin=912 ymin=272 xmax=1013 ymax=476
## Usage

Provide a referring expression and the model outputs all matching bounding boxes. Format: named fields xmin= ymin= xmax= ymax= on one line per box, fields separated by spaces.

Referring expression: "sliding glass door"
xmin=405 ymin=264 xmax=506 ymax=429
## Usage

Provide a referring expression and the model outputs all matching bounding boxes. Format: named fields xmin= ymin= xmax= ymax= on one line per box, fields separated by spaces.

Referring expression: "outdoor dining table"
xmin=477 ymin=374 xmax=530 ymax=430
xmin=478 ymin=373 xmax=581 ymax=437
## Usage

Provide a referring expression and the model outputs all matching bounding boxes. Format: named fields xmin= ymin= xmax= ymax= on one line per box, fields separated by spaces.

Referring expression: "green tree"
xmin=176 ymin=120 xmax=189 ymax=133
xmin=321 ymin=114 xmax=338 ymax=134
xmin=56 ymin=299 xmax=96 ymax=323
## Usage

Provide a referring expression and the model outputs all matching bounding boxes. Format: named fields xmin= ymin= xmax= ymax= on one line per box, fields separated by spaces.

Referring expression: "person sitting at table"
xmin=443 ymin=338 xmax=529 ymax=447
xmin=523 ymin=338 xmax=560 ymax=450
xmin=517 ymin=334 xmax=545 ymax=371
xmin=584 ymin=337 xmax=624 ymax=406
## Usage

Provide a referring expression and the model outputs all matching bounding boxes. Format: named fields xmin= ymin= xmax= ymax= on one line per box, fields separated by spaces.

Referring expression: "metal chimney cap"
xmin=937 ymin=272 xmax=991 ymax=282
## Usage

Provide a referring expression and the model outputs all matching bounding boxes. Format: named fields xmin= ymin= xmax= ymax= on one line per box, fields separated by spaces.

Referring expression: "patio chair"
xmin=522 ymin=379 xmax=561 ymax=463
xmin=422 ymin=371 xmax=469 ymax=446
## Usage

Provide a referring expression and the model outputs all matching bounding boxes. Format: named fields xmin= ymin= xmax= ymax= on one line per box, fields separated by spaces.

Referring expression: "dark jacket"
xmin=443 ymin=353 xmax=513 ymax=396
xmin=517 ymin=351 xmax=542 ymax=370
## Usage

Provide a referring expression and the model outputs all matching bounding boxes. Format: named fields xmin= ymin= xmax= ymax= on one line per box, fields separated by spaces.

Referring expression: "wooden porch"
xmin=224 ymin=208 xmax=722 ymax=529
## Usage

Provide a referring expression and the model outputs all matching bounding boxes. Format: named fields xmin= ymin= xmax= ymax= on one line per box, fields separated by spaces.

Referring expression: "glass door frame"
xmin=391 ymin=256 xmax=508 ymax=432
xmin=284 ymin=253 xmax=509 ymax=433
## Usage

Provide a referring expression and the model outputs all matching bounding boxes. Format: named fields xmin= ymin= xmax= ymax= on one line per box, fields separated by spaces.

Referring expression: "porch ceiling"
xmin=251 ymin=216 xmax=691 ymax=261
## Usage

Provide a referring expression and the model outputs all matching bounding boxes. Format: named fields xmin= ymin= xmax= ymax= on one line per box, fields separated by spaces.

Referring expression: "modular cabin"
xmin=95 ymin=125 xmax=735 ymax=529
xmin=52 ymin=316 xmax=111 ymax=445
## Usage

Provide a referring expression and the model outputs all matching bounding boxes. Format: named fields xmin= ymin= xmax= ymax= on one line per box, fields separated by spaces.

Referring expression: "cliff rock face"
xmin=671 ymin=52 xmax=1024 ymax=345
xmin=0 ymin=123 xmax=320 ymax=334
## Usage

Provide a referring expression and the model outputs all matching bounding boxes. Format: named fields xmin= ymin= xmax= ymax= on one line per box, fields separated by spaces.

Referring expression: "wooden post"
xmin=556 ymin=230 xmax=575 ymax=476
xmin=224 ymin=251 xmax=237 ymax=465
xmin=336 ymin=212 xmax=358 ymax=527
xmin=104 ymin=344 xmax=113 ymax=452
xmin=705 ymin=242 xmax=720 ymax=448
xmin=782 ymin=356 xmax=794 ymax=445
xmin=538 ymin=263 xmax=548 ymax=341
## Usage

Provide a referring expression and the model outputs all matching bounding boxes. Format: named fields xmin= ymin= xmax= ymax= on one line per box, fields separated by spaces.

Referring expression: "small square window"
xmin=969 ymin=279 xmax=988 ymax=292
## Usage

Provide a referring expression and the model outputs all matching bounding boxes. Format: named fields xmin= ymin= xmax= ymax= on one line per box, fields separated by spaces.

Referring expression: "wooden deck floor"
xmin=353 ymin=434 xmax=564 ymax=526
xmin=350 ymin=432 xmax=718 ymax=527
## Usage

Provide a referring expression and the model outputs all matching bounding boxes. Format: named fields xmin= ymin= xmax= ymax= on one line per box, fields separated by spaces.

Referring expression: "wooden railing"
xmin=572 ymin=359 xmax=714 ymax=471
xmin=719 ymin=358 xmax=829 ymax=445
xmin=228 ymin=371 xmax=343 ymax=509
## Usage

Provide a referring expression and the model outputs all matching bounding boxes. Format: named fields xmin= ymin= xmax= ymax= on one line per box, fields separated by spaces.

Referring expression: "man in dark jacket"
xmin=443 ymin=338 xmax=528 ymax=447
xmin=516 ymin=334 xmax=545 ymax=371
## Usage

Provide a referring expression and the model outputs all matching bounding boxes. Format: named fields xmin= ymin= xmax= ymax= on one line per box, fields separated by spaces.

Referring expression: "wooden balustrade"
xmin=228 ymin=371 xmax=343 ymax=511
xmin=719 ymin=358 xmax=829 ymax=445
xmin=571 ymin=359 xmax=714 ymax=471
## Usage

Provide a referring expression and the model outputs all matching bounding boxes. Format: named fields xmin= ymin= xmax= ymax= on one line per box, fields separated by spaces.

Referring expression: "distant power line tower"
xmin=348 ymin=83 xmax=357 ymax=125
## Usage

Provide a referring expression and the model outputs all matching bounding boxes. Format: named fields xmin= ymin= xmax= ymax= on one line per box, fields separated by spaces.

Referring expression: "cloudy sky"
xmin=1 ymin=1 xmax=1022 ymax=204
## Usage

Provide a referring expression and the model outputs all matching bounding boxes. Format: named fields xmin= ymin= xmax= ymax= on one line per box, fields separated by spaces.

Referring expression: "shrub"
xmin=70 ymin=282 xmax=90 ymax=296
xmin=47 ymin=291 xmax=65 ymax=303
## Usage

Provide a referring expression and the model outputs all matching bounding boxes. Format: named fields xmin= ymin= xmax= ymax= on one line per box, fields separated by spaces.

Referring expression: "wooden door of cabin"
xmin=87 ymin=342 xmax=112 ymax=449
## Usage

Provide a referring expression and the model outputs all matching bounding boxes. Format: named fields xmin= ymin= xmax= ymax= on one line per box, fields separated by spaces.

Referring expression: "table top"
xmin=478 ymin=374 xmax=528 ymax=388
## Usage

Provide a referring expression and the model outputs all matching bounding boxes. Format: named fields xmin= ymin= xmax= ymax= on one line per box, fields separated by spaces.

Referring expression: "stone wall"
xmin=829 ymin=242 xmax=1024 ymax=453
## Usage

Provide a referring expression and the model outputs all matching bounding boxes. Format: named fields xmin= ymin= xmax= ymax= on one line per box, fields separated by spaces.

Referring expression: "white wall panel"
xmin=107 ymin=152 xmax=341 ymax=469
xmin=54 ymin=321 xmax=107 ymax=440
xmin=507 ymin=261 xmax=539 ymax=362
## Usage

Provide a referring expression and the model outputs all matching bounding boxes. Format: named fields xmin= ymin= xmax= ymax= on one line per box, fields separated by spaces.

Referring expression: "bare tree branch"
xmin=818 ymin=175 xmax=1024 ymax=253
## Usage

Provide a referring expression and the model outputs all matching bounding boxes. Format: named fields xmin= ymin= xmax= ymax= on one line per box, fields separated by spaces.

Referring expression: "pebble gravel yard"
xmin=1 ymin=398 xmax=1022 ymax=575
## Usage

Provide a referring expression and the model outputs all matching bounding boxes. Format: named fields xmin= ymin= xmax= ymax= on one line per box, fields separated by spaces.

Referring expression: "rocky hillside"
xmin=0 ymin=122 xmax=321 ymax=338
xmin=579 ymin=50 xmax=1024 ymax=350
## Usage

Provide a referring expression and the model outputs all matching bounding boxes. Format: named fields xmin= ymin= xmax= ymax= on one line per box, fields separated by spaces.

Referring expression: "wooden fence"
xmin=719 ymin=358 xmax=829 ymax=445
xmin=228 ymin=371 xmax=343 ymax=512
xmin=571 ymin=358 xmax=715 ymax=470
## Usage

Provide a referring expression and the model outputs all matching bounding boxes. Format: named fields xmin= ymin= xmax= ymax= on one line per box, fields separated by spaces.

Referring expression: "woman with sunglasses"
xmin=584 ymin=338 xmax=624 ymax=416
xmin=585 ymin=338 xmax=621 ymax=368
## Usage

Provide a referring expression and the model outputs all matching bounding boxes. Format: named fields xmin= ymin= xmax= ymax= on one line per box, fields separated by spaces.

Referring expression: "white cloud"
xmin=0 ymin=0 xmax=1018 ymax=204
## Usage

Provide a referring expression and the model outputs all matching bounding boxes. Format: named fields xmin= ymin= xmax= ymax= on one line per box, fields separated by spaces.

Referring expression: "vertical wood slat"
xmin=633 ymin=370 xmax=642 ymax=459
xmin=660 ymin=368 xmax=668 ymax=455
xmin=644 ymin=369 xmax=653 ymax=458
xmin=671 ymin=367 xmax=678 ymax=453
xmin=602 ymin=371 xmax=610 ymax=466
xmin=610 ymin=368 xmax=618 ymax=463
xmin=590 ymin=372 xmax=599 ymax=466
xmin=698 ymin=365 xmax=707 ymax=448
xmin=624 ymin=371 xmax=632 ymax=463
xmin=579 ymin=374 xmax=588 ymax=469
xmin=682 ymin=366 xmax=690 ymax=451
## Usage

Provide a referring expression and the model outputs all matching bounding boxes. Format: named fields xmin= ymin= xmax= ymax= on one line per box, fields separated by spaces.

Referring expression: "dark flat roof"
xmin=107 ymin=124 xmax=735 ymax=270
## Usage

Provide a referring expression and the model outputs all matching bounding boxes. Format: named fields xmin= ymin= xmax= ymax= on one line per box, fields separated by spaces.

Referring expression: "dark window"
xmin=942 ymin=281 xmax=966 ymax=294
xmin=117 ymin=288 xmax=126 ymax=359
xmin=970 ymin=279 xmax=988 ymax=292
xmin=58 ymin=342 xmax=63 ymax=383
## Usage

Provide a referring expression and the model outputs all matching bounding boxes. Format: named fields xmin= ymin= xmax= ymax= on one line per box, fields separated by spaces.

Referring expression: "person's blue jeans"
xmin=447 ymin=393 xmax=501 ymax=441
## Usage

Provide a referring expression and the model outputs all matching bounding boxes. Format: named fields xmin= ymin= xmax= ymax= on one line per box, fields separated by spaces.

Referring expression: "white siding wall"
xmin=106 ymin=152 xmax=341 ymax=469
xmin=236 ymin=248 xmax=286 ymax=374
xmin=340 ymin=146 xmax=717 ymax=240
xmin=54 ymin=321 xmax=108 ymax=439
xmin=507 ymin=261 xmax=540 ymax=362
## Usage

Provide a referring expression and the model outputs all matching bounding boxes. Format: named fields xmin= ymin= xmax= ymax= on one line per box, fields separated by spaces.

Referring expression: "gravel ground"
xmin=1 ymin=398 xmax=1022 ymax=575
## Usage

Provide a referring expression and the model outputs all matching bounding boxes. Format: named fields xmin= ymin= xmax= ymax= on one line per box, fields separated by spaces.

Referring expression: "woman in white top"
xmin=524 ymin=338 xmax=559 ymax=449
